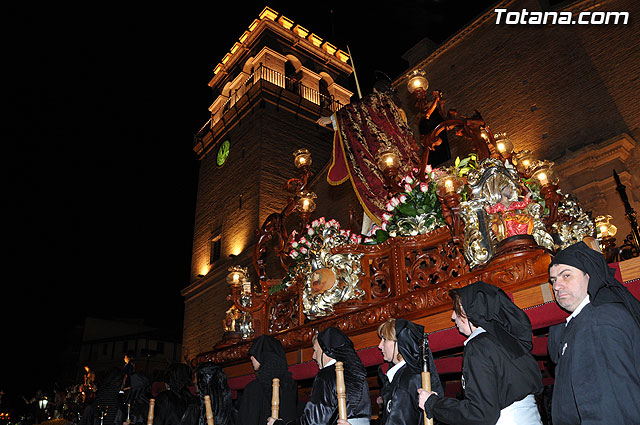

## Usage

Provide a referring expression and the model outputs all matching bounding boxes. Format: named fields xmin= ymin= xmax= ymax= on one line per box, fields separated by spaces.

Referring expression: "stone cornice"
xmin=554 ymin=133 xmax=636 ymax=178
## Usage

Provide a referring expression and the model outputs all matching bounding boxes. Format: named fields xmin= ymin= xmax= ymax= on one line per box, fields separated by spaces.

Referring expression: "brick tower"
xmin=181 ymin=7 xmax=354 ymax=359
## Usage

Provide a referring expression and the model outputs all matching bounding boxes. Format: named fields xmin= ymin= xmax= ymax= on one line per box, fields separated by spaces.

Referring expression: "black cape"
xmin=153 ymin=364 xmax=199 ymax=425
xmin=425 ymin=281 xmax=542 ymax=424
xmin=379 ymin=319 xmax=443 ymax=425
xmin=297 ymin=327 xmax=370 ymax=425
xmin=239 ymin=335 xmax=296 ymax=425
xmin=548 ymin=241 xmax=640 ymax=424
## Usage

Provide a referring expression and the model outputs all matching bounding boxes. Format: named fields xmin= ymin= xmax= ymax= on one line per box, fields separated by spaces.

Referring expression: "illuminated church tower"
xmin=181 ymin=7 xmax=354 ymax=358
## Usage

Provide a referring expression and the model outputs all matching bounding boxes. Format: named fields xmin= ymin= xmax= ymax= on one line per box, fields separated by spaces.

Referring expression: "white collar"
xmin=566 ymin=295 xmax=590 ymax=325
xmin=386 ymin=360 xmax=406 ymax=383
xmin=464 ymin=327 xmax=486 ymax=346
xmin=322 ymin=358 xmax=337 ymax=369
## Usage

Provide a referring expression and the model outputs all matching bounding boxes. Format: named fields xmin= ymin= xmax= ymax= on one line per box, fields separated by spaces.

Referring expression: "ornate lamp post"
xmin=512 ymin=149 xmax=535 ymax=176
xmin=529 ymin=160 xmax=562 ymax=231
xmin=494 ymin=132 xmax=514 ymax=162
xmin=376 ymin=147 xmax=403 ymax=195
xmin=434 ymin=172 xmax=465 ymax=239
xmin=296 ymin=190 xmax=317 ymax=228
xmin=595 ymin=215 xmax=619 ymax=262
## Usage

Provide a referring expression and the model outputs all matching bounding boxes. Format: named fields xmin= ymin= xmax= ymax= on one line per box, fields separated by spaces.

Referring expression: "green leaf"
xmin=375 ymin=229 xmax=389 ymax=243
xmin=397 ymin=203 xmax=419 ymax=216
xmin=458 ymin=157 xmax=470 ymax=168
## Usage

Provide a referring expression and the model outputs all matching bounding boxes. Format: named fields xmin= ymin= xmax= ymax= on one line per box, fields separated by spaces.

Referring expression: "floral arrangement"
xmin=374 ymin=165 xmax=446 ymax=243
xmin=270 ymin=217 xmax=367 ymax=294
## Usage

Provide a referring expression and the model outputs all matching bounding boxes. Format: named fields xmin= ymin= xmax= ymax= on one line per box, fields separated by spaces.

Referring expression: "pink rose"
xmin=420 ymin=182 xmax=429 ymax=192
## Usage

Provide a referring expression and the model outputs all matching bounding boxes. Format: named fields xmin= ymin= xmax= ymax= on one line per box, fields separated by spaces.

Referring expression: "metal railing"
xmin=212 ymin=64 xmax=343 ymax=126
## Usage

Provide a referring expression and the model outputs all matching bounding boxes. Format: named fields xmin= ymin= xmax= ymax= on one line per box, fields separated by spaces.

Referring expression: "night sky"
xmin=4 ymin=0 xmax=496 ymax=401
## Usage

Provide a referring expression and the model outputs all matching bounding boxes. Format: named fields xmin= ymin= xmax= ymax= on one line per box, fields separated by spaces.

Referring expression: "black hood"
xmin=457 ymin=281 xmax=533 ymax=356
xmin=394 ymin=319 xmax=424 ymax=373
xmin=550 ymin=241 xmax=640 ymax=327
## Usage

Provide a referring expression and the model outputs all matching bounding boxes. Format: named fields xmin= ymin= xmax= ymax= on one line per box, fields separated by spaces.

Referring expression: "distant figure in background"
xmin=153 ymin=363 xmax=198 ymax=425
xmin=238 ymin=335 xmax=297 ymax=425
xmin=122 ymin=352 xmax=135 ymax=393
xmin=115 ymin=373 xmax=151 ymax=425
xmin=189 ymin=361 xmax=235 ymax=425
xmin=79 ymin=367 xmax=125 ymax=425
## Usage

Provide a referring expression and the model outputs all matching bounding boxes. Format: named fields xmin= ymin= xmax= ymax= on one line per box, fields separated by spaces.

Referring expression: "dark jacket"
xmin=379 ymin=364 xmax=426 ymax=425
xmin=379 ymin=319 xmax=443 ymax=425
xmin=548 ymin=302 xmax=640 ymax=424
xmin=239 ymin=335 xmax=297 ymax=425
xmin=299 ymin=363 xmax=370 ymax=425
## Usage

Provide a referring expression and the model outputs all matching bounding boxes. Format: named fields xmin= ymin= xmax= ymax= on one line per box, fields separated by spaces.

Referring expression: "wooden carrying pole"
xmin=204 ymin=395 xmax=215 ymax=425
xmin=421 ymin=333 xmax=434 ymax=425
xmin=421 ymin=371 xmax=433 ymax=425
xmin=335 ymin=361 xmax=347 ymax=421
xmin=271 ymin=378 xmax=280 ymax=419
xmin=146 ymin=399 xmax=155 ymax=425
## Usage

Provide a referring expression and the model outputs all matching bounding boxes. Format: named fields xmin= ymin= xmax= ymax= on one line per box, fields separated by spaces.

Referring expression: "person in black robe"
xmin=183 ymin=361 xmax=235 ymax=425
xmin=547 ymin=241 xmax=640 ymax=424
xmin=115 ymin=372 xmax=151 ymax=425
xmin=418 ymin=281 xmax=543 ymax=425
xmin=238 ymin=335 xmax=296 ymax=425
xmin=269 ymin=327 xmax=371 ymax=425
xmin=377 ymin=318 xmax=442 ymax=425
xmin=153 ymin=363 xmax=198 ymax=425
xmin=79 ymin=368 xmax=124 ymax=425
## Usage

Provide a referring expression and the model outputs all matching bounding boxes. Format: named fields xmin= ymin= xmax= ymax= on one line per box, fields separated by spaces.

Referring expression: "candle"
xmin=444 ymin=178 xmax=454 ymax=193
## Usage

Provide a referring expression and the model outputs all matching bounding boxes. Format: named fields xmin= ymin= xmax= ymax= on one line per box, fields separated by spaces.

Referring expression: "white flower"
xmin=420 ymin=182 xmax=429 ymax=192
xmin=399 ymin=194 xmax=407 ymax=203
xmin=308 ymin=228 xmax=314 ymax=236
xmin=289 ymin=251 xmax=298 ymax=259
xmin=382 ymin=212 xmax=392 ymax=221
xmin=318 ymin=217 xmax=326 ymax=225
xmin=300 ymin=247 xmax=308 ymax=254
xmin=291 ymin=241 xmax=299 ymax=248
xmin=382 ymin=221 xmax=388 ymax=231
xmin=389 ymin=230 xmax=397 ymax=237
xmin=425 ymin=165 xmax=432 ymax=174
xmin=386 ymin=202 xmax=395 ymax=212
xmin=410 ymin=229 xmax=419 ymax=236
xmin=404 ymin=184 xmax=413 ymax=193
xmin=390 ymin=197 xmax=400 ymax=207
xmin=405 ymin=176 xmax=414 ymax=184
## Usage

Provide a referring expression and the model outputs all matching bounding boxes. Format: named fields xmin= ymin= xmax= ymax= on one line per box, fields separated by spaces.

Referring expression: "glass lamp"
xmin=595 ymin=215 xmax=618 ymax=238
xmin=296 ymin=191 xmax=317 ymax=213
xmin=512 ymin=150 xmax=534 ymax=175
xmin=226 ymin=265 xmax=248 ymax=288
xmin=494 ymin=132 xmax=514 ymax=158
xmin=407 ymin=69 xmax=429 ymax=94
xmin=434 ymin=173 xmax=464 ymax=197
xmin=293 ymin=148 xmax=312 ymax=169
xmin=376 ymin=149 xmax=400 ymax=173
xmin=530 ymin=160 xmax=558 ymax=187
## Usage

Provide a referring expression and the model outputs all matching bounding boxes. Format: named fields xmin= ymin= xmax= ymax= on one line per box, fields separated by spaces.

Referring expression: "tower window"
xmin=210 ymin=233 xmax=222 ymax=264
